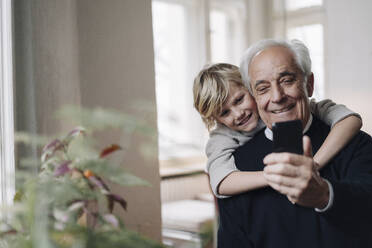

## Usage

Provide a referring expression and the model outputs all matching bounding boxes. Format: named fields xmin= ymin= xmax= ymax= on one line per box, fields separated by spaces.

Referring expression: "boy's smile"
xmin=215 ymin=82 xmax=259 ymax=132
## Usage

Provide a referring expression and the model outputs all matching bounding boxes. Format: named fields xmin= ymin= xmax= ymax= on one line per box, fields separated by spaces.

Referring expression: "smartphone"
xmin=272 ymin=119 xmax=303 ymax=154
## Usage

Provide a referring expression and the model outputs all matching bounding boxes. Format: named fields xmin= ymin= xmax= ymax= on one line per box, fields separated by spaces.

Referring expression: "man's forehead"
xmin=249 ymin=47 xmax=299 ymax=79
xmin=251 ymin=46 xmax=294 ymax=67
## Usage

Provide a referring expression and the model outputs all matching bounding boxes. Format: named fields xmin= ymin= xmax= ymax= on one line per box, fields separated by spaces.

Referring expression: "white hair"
xmin=239 ymin=39 xmax=312 ymax=93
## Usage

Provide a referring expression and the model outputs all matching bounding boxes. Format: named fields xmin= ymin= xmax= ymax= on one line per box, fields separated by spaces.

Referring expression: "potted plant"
xmin=0 ymin=106 xmax=164 ymax=248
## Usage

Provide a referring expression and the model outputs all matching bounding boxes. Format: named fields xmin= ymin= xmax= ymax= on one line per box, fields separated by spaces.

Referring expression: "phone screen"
xmin=272 ymin=119 xmax=303 ymax=154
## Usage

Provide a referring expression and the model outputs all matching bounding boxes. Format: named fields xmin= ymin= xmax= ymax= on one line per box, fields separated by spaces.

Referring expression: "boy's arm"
xmin=206 ymin=123 xmax=265 ymax=198
xmin=310 ymin=99 xmax=362 ymax=168
xmin=310 ymin=98 xmax=361 ymax=127
xmin=313 ymin=115 xmax=362 ymax=168
xmin=206 ymin=128 xmax=241 ymax=198
xmin=218 ymin=171 xmax=267 ymax=195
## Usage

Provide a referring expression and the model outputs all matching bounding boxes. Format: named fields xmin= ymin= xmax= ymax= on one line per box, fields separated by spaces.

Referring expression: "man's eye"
xmin=256 ymin=87 xmax=268 ymax=94
xmin=282 ymin=77 xmax=294 ymax=84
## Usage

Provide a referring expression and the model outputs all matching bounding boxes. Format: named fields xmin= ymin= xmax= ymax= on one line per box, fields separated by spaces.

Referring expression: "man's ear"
xmin=306 ymin=73 xmax=314 ymax=97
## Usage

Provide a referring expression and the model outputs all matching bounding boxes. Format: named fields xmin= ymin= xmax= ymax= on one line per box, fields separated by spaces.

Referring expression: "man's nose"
xmin=271 ymin=84 xmax=285 ymax=103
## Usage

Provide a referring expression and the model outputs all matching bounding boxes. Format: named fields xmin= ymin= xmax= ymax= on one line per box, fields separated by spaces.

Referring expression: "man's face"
xmin=248 ymin=46 xmax=314 ymax=129
xmin=215 ymin=83 xmax=259 ymax=132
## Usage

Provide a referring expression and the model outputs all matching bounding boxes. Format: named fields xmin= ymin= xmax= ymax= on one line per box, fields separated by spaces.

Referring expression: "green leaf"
xmin=55 ymin=105 xmax=156 ymax=138
xmin=66 ymin=136 xmax=98 ymax=161
xmin=56 ymin=106 xmax=135 ymax=131
xmin=87 ymin=228 xmax=165 ymax=248
xmin=109 ymin=172 xmax=150 ymax=187
xmin=14 ymin=131 xmax=49 ymax=147
xmin=34 ymin=176 xmax=95 ymax=207
xmin=13 ymin=191 xmax=23 ymax=202
xmin=74 ymin=159 xmax=150 ymax=187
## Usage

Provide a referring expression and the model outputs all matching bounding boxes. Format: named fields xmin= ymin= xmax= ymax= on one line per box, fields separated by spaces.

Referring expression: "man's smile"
xmin=271 ymin=103 xmax=296 ymax=114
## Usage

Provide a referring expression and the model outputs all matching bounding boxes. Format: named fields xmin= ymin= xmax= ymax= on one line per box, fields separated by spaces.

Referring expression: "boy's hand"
xmin=263 ymin=136 xmax=329 ymax=209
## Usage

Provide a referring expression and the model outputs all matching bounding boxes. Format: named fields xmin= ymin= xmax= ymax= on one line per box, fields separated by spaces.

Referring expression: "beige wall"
xmin=246 ymin=0 xmax=271 ymax=43
xmin=76 ymin=0 xmax=161 ymax=240
xmin=325 ymin=0 xmax=372 ymax=134
xmin=13 ymin=0 xmax=161 ymax=241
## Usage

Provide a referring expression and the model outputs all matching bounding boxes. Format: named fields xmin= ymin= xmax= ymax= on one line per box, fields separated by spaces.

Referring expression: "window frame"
xmin=152 ymin=0 xmax=210 ymax=163
xmin=0 ymin=0 xmax=15 ymax=211
xmin=271 ymin=0 xmax=326 ymax=99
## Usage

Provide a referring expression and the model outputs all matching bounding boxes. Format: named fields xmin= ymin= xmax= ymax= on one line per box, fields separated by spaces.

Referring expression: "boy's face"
xmin=215 ymin=83 xmax=259 ymax=132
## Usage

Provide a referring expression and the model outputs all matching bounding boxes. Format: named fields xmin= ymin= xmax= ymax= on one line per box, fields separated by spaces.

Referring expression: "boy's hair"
xmin=193 ymin=63 xmax=245 ymax=130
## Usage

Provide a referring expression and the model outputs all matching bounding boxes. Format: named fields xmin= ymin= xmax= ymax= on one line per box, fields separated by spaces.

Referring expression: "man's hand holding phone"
xmin=263 ymin=120 xmax=330 ymax=209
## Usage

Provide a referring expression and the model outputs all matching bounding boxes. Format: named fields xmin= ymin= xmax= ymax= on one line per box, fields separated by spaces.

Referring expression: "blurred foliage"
xmin=1 ymin=106 xmax=163 ymax=248
xmin=199 ymin=220 xmax=214 ymax=248
xmin=56 ymin=105 xmax=156 ymax=138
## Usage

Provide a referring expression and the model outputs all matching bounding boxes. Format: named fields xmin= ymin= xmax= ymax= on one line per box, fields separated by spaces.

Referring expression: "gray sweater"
xmin=206 ymin=99 xmax=360 ymax=198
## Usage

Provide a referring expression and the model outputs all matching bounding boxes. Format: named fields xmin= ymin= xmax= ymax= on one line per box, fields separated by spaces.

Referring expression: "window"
xmin=285 ymin=0 xmax=322 ymax=11
xmin=0 ymin=0 xmax=15 ymax=211
xmin=152 ymin=0 xmax=206 ymax=164
xmin=209 ymin=0 xmax=248 ymax=64
xmin=152 ymin=0 xmax=248 ymax=168
xmin=272 ymin=0 xmax=325 ymax=100
xmin=287 ymin=24 xmax=324 ymax=99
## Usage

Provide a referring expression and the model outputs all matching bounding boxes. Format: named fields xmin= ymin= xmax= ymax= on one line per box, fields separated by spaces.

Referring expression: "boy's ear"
xmin=306 ymin=73 xmax=314 ymax=97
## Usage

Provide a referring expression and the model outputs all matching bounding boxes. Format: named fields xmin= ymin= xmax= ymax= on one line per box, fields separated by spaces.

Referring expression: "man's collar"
xmin=264 ymin=114 xmax=313 ymax=141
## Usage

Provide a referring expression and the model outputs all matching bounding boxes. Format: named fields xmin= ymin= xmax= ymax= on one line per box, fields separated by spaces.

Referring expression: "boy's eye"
xmin=235 ymin=95 xmax=244 ymax=104
xmin=220 ymin=110 xmax=229 ymax=117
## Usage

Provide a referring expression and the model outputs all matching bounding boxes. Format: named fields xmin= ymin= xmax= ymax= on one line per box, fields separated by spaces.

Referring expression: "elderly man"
xmin=217 ymin=39 xmax=372 ymax=247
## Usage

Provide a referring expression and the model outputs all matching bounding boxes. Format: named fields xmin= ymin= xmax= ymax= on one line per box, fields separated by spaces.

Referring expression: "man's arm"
xmin=263 ymin=133 xmax=372 ymax=228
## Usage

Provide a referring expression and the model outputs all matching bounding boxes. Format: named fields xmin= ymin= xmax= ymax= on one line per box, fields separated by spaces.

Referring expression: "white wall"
xmin=325 ymin=0 xmax=372 ymax=134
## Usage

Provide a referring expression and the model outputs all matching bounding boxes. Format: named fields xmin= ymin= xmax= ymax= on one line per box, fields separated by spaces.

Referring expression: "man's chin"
xmin=267 ymin=113 xmax=299 ymax=127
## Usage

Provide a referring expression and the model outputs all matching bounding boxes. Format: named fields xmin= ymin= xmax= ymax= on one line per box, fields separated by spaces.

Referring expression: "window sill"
xmin=160 ymin=162 xmax=205 ymax=179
